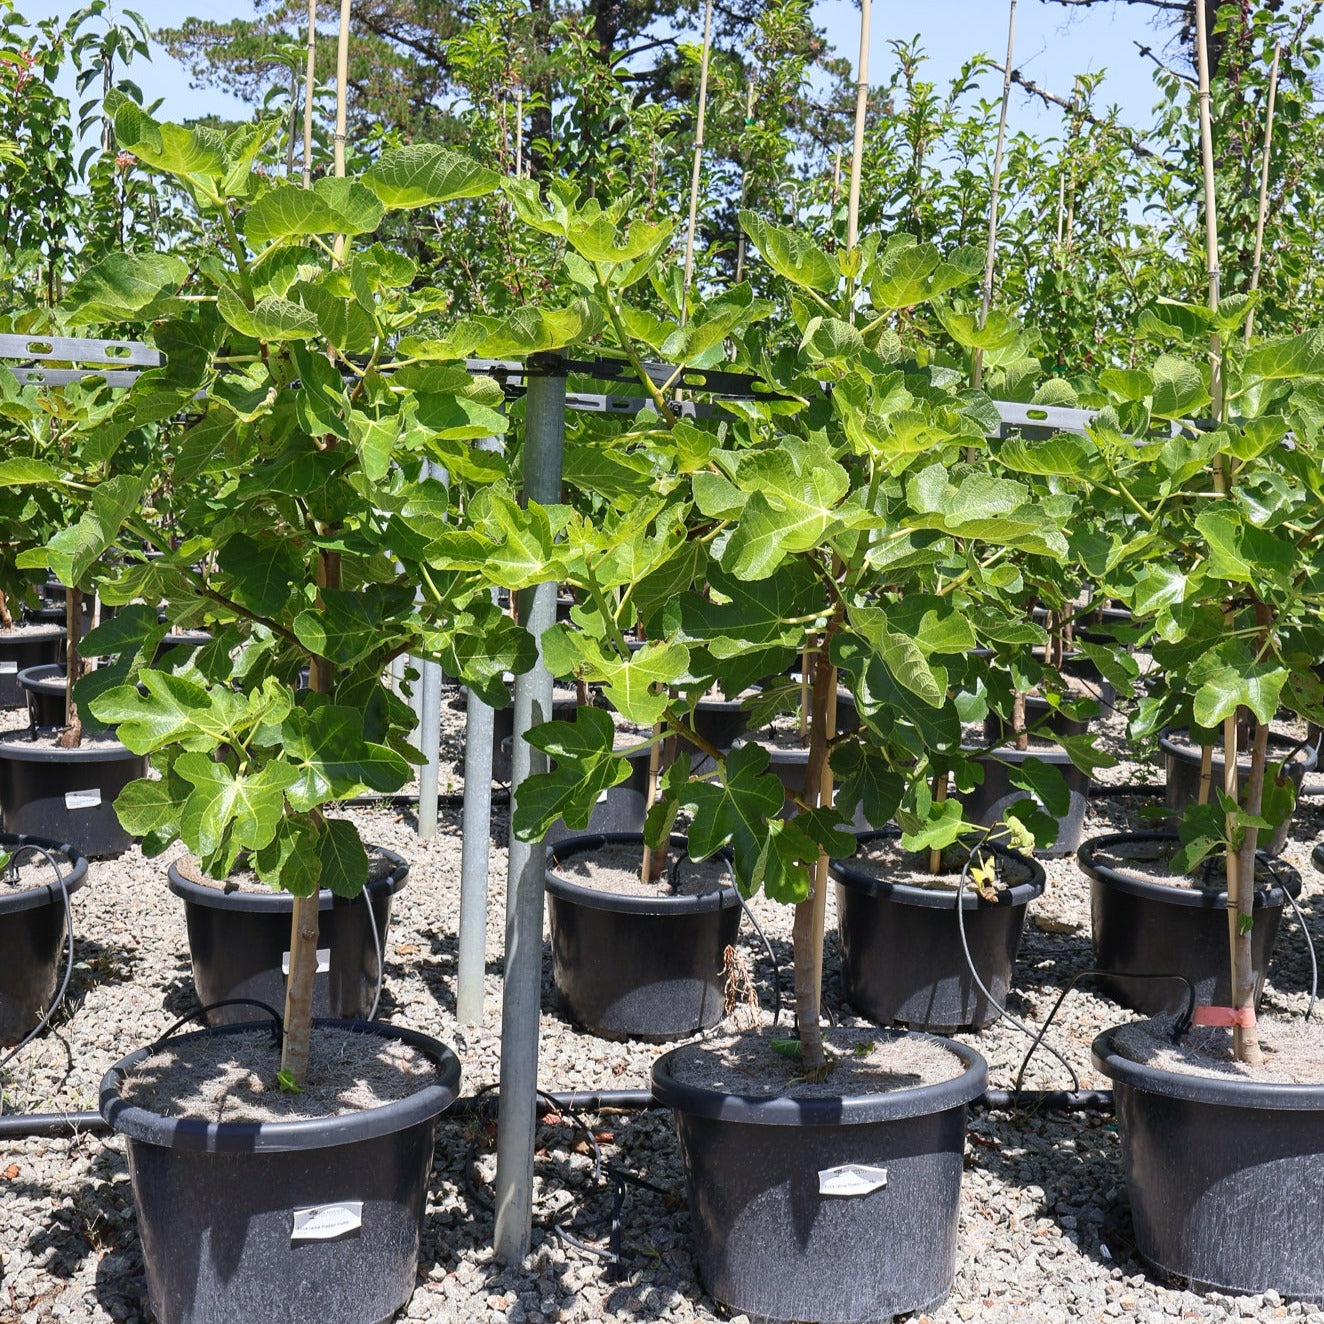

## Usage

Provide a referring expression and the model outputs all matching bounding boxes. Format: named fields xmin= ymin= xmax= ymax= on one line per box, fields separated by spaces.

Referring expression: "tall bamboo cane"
xmin=1245 ymin=41 xmax=1281 ymax=343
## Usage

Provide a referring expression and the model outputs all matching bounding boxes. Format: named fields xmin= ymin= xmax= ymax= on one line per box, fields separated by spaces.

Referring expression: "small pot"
xmin=961 ymin=743 xmax=1091 ymax=857
xmin=1094 ymin=1025 xmax=1324 ymax=1300
xmin=166 ymin=850 xmax=409 ymax=1025
xmin=829 ymin=827 xmax=1046 ymax=1032
xmin=18 ymin=663 xmax=67 ymax=732
xmin=0 ymin=834 xmax=88 ymax=1045
xmin=101 ymin=1019 xmax=460 ymax=1324
xmin=545 ymin=832 xmax=741 ymax=1040
xmin=0 ymin=624 xmax=65 ymax=709
xmin=652 ymin=1033 xmax=988 ymax=1322
xmin=1159 ymin=729 xmax=1316 ymax=856
xmin=0 ymin=734 xmax=148 ymax=858
xmin=1079 ymin=831 xmax=1300 ymax=1014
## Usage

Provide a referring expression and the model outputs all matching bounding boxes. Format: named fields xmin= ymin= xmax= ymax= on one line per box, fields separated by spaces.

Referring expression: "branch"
xmin=1134 ymin=40 xmax=1196 ymax=85
xmin=993 ymin=62 xmax=1165 ymax=162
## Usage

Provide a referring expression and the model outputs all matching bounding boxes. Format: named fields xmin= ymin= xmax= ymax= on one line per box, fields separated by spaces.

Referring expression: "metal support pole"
xmin=416 ymin=656 xmax=443 ymax=839
xmin=456 ymin=676 xmax=496 ymax=1022
xmin=494 ymin=360 xmax=565 ymax=1265
xmin=456 ymin=437 xmax=504 ymax=1025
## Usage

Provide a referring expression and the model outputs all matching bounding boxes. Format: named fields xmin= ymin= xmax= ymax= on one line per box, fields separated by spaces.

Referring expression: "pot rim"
xmin=651 ymin=1029 xmax=988 ymax=1125
xmin=0 ymin=833 xmax=89 ymax=914
xmin=16 ymin=663 xmax=65 ymax=696
xmin=1159 ymin=728 xmax=1319 ymax=773
xmin=1092 ymin=1024 xmax=1324 ymax=1111
xmin=0 ymin=734 xmax=141 ymax=763
xmin=100 ymin=1018 xmax=460 ymax=1152
xmin=166 ymin=847 xmax=410 ymax=912
xmin=546 ymin=831 xmax=739 ymax=916
xmin=828 ymin=826 xmax=1046 ymax=909
xmin=1078 ymin=830 xmax=1300 ymax=906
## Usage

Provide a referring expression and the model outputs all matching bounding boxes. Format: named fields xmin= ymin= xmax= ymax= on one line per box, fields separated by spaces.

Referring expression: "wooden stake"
xmin=734 ymin=80 xmax=757 ymax=283
xmin=973 ymin=0 xmax=1018 ymax=391
xmin=845 ymin=0 xmax=872 ymax=256
xmin=681 ymin=0 xmax=715 ymax=320
xmin=1196 ymin=0 xmax=1262 ymax=1067
xmin=1245 ymin=41 xmax=1281 ymax=343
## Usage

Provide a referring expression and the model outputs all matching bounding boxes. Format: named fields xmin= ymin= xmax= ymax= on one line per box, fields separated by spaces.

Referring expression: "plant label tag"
xmin=65 ymin=789 xmax=101 ymax=810
xmin=818 ymin=1164 xmax=888 ymax=1197
xmin=281 ymin=948 xmax=331 ymax=975
xmin=291 ymin=1201 xmax=363 ymax=1242
xmin=0 ymin=661 xmax=16 ymax=675
xmin=596 ymin=789 xmax=611 ymax=804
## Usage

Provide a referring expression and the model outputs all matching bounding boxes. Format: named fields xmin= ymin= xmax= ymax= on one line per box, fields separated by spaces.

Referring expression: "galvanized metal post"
xmin=416 ymin=463 xmax=447 ymax=841
xmin=494 ymin=358 xmax=565 ymax=1265
xmin=456 ymin=436 xmax=505 ymax=1026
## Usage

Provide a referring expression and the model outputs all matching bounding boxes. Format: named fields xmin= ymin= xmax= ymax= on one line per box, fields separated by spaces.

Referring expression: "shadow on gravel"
xmin=416 ymin=1103 xmax=710 ymax=1318
xmin=967 ymin=1108 xmax=1141 ymax=1280
xmin=60 ymin=939 xmax=142 ymax=1022
xmin=417 ymin=930 xmax=514 ymax=1017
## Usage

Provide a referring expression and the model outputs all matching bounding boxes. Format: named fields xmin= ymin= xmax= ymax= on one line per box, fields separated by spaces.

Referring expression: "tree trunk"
xmin=57 ymin=587 xmax=84 ymax=748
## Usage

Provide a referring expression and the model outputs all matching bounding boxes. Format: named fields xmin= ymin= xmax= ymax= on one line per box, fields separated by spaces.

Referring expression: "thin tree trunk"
xmin=57 ymin=587 xmax=84 ymax=748
xmin=792 ymin=631 xmax=839 ymax=1072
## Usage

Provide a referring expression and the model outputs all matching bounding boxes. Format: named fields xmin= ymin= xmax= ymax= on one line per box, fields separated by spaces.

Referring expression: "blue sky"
xmin=17 ymin=0 xmax=1200 ymax=140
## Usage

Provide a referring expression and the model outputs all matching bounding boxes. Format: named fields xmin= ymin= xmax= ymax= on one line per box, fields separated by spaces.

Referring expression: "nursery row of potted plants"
xmin=5 ymin=90 xmax=1324 ymax=1323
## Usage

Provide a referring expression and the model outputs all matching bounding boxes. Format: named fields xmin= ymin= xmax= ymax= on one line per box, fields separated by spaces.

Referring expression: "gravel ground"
xmin=3 ymin=690 xmax=1324 ymax=1324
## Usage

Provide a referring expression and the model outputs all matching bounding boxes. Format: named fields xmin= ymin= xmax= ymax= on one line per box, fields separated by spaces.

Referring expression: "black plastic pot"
xmin=829 ymin=827 xmax=1046 ymax=1032
xmin=0 ymin=624 xmax=65 ymax=709
xmin=1094 ymin=1026 xmax=1324 ymax=1300
xmin=18 ymin=663 xmax=66 ymax=731
xmin=0 ymin=834 xmax=88 ymax=1046
xmin=1160 ymin=729 xmax=1316 ymax=856
xmin=545 ymin=832 xmax=741 ymax=1040
xmin=0 ymin=735 xmax=147 ymax=858
xmin=154 ymin=630 xmax=212 ymax=665
xmin=961 ymin=743 xmax=1091 ymax=857
xmin=1079 ymin=831 xmax=1299 ymax=1014
xmin=652 ymin=1033 xmax=988 ymax=1323
xmin=101 ymin=1019 xmax=460 ymax=1324
xmin=166 ymin=851 xmax=409 ymax=1026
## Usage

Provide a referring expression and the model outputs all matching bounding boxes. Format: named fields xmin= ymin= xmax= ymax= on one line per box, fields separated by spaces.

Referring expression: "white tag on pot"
xmin=65 ymin=789 xmax=101 ymax=810
xmin=291 ymin=1201 xmax=363 ymax=1242
xmin=281 ymin=948 xmax=331 ymax=976
xmin=818 ymin=1164 xmax=889 ymax=1197
xmin=0 ymin=660 xmax=16 ymax=675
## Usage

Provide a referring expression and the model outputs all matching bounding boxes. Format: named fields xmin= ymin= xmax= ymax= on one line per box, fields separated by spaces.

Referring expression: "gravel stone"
xmin=2 ymin=690 xmax=1323 ymax=1322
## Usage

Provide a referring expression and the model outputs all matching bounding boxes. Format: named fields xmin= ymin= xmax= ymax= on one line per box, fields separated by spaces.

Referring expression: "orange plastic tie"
xmin=1190 ymin=1005 xmax=1257 ymax=1028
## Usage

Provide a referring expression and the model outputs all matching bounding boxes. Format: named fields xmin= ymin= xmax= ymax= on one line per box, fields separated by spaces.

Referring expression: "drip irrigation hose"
xmin=363 ymin=883 xmax=383 ymax=1020
xmin=956 ymin=847 xmax=1083 ymax=1093
xmin=0 ymin=845 xmax=77 ymax=1090
xmin=1260 ymin=850 xmax=1317 ymax=1021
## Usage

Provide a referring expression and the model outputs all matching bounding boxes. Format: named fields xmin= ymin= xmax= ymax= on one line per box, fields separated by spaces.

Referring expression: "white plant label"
xmin=282 ymin=948 xmax=331 ymax=975
xmin=291 ymin=1201 xmax=363 ymax=1242
xmin=65 ymin=789 xmax=101 ymax=810
xmin=0 ymin=660 xmax=16 ymax=675
xmin=818 ymin=1164 xmax=889 ymax=1197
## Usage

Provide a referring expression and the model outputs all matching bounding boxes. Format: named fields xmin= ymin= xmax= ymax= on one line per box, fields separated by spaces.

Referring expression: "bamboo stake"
xmin=845 ymin=0 xmax=872 ymax=255
xmin=301 ymin=0 xmax=317 ymax=187
xmin=734 ymin=80 xmax=757 ymax=283
xmin=515 ymin=83 xmax=524 ymax=179
xmin=1195 ymin=0 xmax=1261 ymax=1067
xmin=282 ymin=0 xmax=353 ymax=1087
xmin=1245 ymin=41 xmax=1281 ymax=343
xmin=681 ymin=0 xmax=715 ymax=320
xmin=928 ymin=771 xmax=948 ymax=875
xmin=972 ymin=0 xmax=1018 ymax=391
